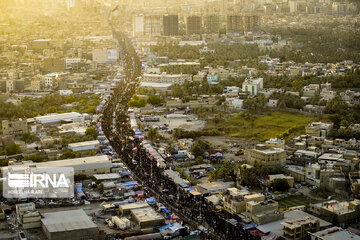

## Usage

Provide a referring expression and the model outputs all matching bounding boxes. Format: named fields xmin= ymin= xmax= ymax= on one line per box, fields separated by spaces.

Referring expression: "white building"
xmin=58 ymin=90 xmax=73 ymax=96
xmin=68 ymin=140 xmax=100 ymax=152
xmin=34 ymin=112 xmax=83 ymax=125
xmin=228 ymin=98 xmax=243 ymax=109
xmin=133 ymin=15 xmax=161 ymax=37
xmin=44 ymin=73 xmax=61 ymax=89
xmin=92 ymin=49 xmax=118 ymax=64
xmin=142 ymin=73 xmax=192 ymax=84
xmin=242 ymin=78 xmax=263 ymax=96
xmin=133 ymin=15 xmax=145 ymax=37
xmin=3 ymin=155 xmax=112 ymax=175
xmin=65 ymin=58 xmax=81 ymax=69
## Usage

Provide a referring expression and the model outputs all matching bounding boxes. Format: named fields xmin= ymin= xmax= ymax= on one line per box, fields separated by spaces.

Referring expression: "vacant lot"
xmin=206 ymin=111 xmax=318 ymax=142
xmin=277 ymin=195 xmax=310 ymax=211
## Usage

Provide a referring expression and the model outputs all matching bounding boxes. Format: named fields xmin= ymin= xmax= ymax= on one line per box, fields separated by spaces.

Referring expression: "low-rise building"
xmin=310 ymin=226 xmax=360 ymax=240
xmin=266 ymin=138 xmax=285 ymax=149
xmin=2 ymin=119 xmax=28 ymax=136
xmin=292 ymin=150 xmax=319 ymax=166
xmin=245 ymin=144 xmax=286 ymax=167
xmin=41 ymin=209 xmax=100 ymax=240
xmin=242 ymin=78 xmax=263 ymax=96
xmin=256 ymin=210 xmax=331 ymax=239
xmin=68 ymin=140 xmax=100 ymax=152
xmin=281 ymin=217 xmax=320 ymax=240
xmin=222 ymin=187 xmax=251 ymax=214
xmin=2 ymin=155 xmax=111 ymax=176
xmin=16 ymin=202 xmax=41 ymax=229
xmin=34 ymin=112 xmax=84 ymax=126
xmin=131 ymin=207 xmax=165 ymax=228
xmin=306 ymin=122 xmax=334 ymax=138
xmin=246 ymin=200 xmax=283 ymax=225
xmin=119 ymin=202 xmax=149 ymax=215
xmin=309 ymin=200 xmax=360 ymax=228
xmin=142 ymin=73 xmax=192 ymax=84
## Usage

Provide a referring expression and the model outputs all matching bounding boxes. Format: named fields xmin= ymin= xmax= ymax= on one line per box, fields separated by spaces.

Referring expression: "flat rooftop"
xmin=281 ymin=217 xmax=318 ymax=229
xmin=93 ymin=173 xmax=120 ymax=181
xmin=312 ymin=227 xmax=360 ymax=240
xmin=68 ymin=140 xmax=100 ymax=148
xmin=41 ymin=209 xmax=98 ymax=233
xmin=319 ymin=153 xmax=345 ymax=161
xmin=140 ymin=82 xmax=173 ymax=88
xmin=244 ymin=193 xmax=265 ymax=202
xmin=131 ymin=207 xmax=164 ymax=222
xmin=34 ymin=112 xmax=82 ymax=123
xmin=196 ymin=181 xmax=229 ymax=191
xmin=269 ymin=174 xmax=293 ymax=179
xmin=119 ymin=202 xmax=149 ymax=212
xmin=2 ymin=155 xmax=111 ymax=172
xmin=256 ymin=210 xmax=331 ymax=237
xmin=164 ymin=169 xmax=187 ymax=185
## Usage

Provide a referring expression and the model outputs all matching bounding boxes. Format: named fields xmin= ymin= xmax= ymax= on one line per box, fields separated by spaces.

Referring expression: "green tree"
xmin=191 ymin=140 xmax=210 ymax=158
xmin=85 ymin=126 xmax=98 ymax=139
xmin=128 ymin=94 xmax=146 ymax=108
xmin=324 ymin=96 xmax=348 ymax=115
xmin=165 ymin=140 xmax=175 ymax=154
xmin=20 ymin=133 xmax=39 ymax=143
xmin=272 ymin=179 xmax=290 ymax=192
xmin=147 ymin=95 xmax=162 ymax=106
xmin=243 ymin=95 xmax=267 ymax=114
xmin=147 ymin=128 xmax=159 ymax=142
xmin=61 ymin=149 xmax=81 ymax=159
xmin=208 ymin=161 xmax=235 ymax=182
xmin=5 ymin=143 xmax=21 ymax=155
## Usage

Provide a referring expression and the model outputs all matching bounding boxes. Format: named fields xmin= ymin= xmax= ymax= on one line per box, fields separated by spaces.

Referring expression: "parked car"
xmin=18 ymin=231 xmax=27 ymax=240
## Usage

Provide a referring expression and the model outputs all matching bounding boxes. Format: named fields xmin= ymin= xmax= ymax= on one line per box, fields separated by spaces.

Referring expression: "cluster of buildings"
xmin=282 ymin=121 xmax=360 ymax=198
xmin=260 ymin=56 xmax=360 ymax=77
xmin=132 ymin=13 xmax=260 ymax=37
xmin=0 ymin=111 xmax=102 ymax=161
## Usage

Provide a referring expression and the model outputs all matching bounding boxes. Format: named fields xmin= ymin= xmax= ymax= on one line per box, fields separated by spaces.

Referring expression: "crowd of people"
xmin=101 ymin=31 xmax=256 ymax=240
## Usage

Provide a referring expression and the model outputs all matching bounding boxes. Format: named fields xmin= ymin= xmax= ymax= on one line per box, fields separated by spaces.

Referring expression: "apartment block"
xmin=2 ymin=119 xmax=28 ymax=136
xmin=186 ymin=16 xmax=202 ymax=35
xmin=245 ymin=144 xmax=286 ymax=167
xmin=281 ymin=217 xmax=320 ymax=240
xmin=163 ymin=15 xmax=178 ymax=36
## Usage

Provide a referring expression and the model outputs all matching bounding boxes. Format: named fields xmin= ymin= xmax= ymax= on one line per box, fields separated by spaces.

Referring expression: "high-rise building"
xmin=163 ymin=15 xmax=179 ymax=36
xmin=186 ymin=16 xmax=202 ymax=35
xmin=133 ymin=15 xmax=162 ymax=37
xmin=43 ymin=58 xmax=65 ymax=73
xmin=144 ymin=15 xmax=162 ymax=37
xmin=203 ymin=15 xmax=220 ymax=34
xmin=1 ymin=79 xmax=25 ymax=93
xmin=133 ymin=15 xmax=145 ymax=37
xmin=226 ymin=15 xmax=243 ymax=34
xmin=242 ymin=14 xmax=260 ymax=32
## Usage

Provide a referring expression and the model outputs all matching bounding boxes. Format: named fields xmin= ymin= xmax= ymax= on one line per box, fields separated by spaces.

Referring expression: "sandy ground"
xmin=145 ymin=115 xmax=206 ymax=132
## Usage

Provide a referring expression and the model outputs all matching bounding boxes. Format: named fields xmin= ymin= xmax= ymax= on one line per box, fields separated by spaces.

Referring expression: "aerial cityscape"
xmin=0 ymin=0 xmax=360 ymax=239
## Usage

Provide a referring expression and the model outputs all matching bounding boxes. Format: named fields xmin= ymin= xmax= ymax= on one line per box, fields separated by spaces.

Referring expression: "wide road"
xmin=102 ymin=31 xmax=253 ymax=240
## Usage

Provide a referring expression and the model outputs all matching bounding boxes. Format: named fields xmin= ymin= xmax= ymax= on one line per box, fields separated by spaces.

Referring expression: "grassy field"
xmin=207 ymin=111 xmax=318 ymax=142
xmin=277 ymin=195 xmax=310 ymax=211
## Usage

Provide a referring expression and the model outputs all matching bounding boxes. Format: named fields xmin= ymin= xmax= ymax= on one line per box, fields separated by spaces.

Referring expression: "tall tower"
xmin=163 ymin=15 xmax=179 ymax=36
xmin=186 ymin=16 xmax=202 ymax=35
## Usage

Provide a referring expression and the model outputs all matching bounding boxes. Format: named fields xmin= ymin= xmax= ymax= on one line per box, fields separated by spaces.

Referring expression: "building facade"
xmin=186 ymin=16 xmax=202 ymax=35
xmin=2 ymin=119 xmax=28 ymax=136
xmin=163 ymin=15 xmax=178 ymax=36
